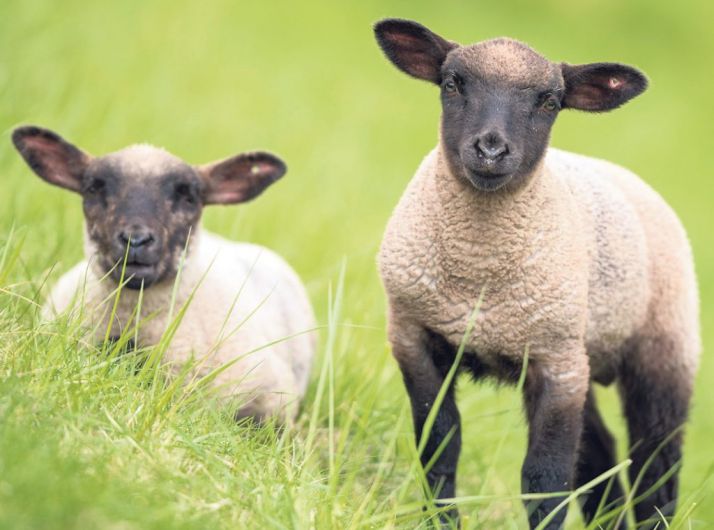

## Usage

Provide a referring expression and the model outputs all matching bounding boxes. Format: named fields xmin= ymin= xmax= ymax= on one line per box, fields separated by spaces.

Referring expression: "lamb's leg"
xmin=233 ymin=355 xmax=302 ymax=425
xmin=619 ymin=335 xmax=693 ymax=528
xmin=105 ymin=336 xmax=136 ymax=354
xmin=575 ymin=386 xmax=627 ymax=528
xmin=389 ymin=315 xmax=461 ymax=526
xmin=521 ymin=354 xmax=588 ymax=530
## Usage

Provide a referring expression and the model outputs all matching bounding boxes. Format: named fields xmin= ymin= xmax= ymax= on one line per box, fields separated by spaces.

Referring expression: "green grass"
xmin=1 ymin=0 xmax=713 ymax=528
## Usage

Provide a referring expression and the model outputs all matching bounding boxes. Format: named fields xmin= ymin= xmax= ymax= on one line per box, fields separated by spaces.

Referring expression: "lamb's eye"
xmin=85 ymin=178 xmax=105 ymax=195
xmin=174 ymin=182 xmax=196 ymax=204
xmin=443 ymin=78 xmax=457 ymax=93
xmin=541 ymin=96 xmax=559 ymax=112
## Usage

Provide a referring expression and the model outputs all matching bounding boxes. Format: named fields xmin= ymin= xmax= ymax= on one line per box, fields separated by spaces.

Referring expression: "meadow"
xmin=0 ymin=0 xmax=712 ymax=528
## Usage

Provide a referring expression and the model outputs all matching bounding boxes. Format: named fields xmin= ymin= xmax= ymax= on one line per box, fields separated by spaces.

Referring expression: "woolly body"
xmin=47 ymin=227 xmax=316 ymax=422
xmin=380 ymin=146 xmax=699 ymax=392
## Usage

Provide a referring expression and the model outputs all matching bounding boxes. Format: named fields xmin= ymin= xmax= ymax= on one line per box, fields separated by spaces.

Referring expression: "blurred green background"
xmin=0 ymin=0 xmax=712 ymax=528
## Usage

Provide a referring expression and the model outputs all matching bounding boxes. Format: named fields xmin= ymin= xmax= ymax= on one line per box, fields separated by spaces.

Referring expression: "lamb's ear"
xmin=199 ymin=151 xmax=286 ymax=205
xmin=561 ymin=62 xmax=648 ymax=112
xmin=12 ymin=126 xmax=91 ymax=192
xmin=374 ymin=18 xmax=457 ymax=84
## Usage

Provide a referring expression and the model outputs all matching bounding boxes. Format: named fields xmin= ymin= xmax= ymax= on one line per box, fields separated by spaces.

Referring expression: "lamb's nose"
xmin=475 ymin=134 xmax=510 ymax=162
xmin=118 ymin=229 xmax=155 ymax=248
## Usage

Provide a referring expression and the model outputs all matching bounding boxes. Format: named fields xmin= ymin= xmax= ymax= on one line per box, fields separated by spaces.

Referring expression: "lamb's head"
xmin=374 ymin=19 xmax=648 ymax=192
xmin=12 ymin=126 xmax=286 ymax=289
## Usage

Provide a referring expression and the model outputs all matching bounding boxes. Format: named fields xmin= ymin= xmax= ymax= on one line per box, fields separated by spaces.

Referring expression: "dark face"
xmin=81 ymin=149 xmax=203 ymax=288
xmin=374 ymin=19 xmax=648 ymax=192
xmin=12 ymin=127 xmax=287 ymax=290
xmin=438 ymin=44 xmax=563 ymax=191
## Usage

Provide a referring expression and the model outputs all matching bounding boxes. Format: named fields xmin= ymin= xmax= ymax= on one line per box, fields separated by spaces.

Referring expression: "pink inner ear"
xmin=402 ymin=51 xmax=436 ymax=78
xmin=21 ymin=134 xmax=84 ymax=191
xmin=578 ymin=84 xmax=605 ymax=104
xmin=201 ymin=152 xmax=284 ymax=205
xmin=388 ymin=31 xmax=426 ymax=50
xmin=24 ymin=134 xmax=64 ymax=157
xmin=609 ymin=77 xmax=623 ymax=89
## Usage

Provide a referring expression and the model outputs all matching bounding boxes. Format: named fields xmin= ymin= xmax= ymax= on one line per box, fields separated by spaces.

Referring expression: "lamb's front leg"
xmin=388 ymin=312 xmax=461 ymax=526
xmin=521 ymin=350 xmax=589 ymax=529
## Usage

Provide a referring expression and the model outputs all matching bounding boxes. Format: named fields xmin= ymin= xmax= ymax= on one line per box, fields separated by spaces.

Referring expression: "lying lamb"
xmin=374 ymin=18 xmax=699 ymax=529
xmin=12 ymin=125 xmax=316 ymax=423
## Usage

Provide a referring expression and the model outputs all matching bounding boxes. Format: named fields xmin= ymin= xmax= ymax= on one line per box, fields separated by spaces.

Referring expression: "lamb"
xmin=12 ymin=126 xmax=316 ymax=423
xmin=374 ymin=18 xmax=699 ymax=529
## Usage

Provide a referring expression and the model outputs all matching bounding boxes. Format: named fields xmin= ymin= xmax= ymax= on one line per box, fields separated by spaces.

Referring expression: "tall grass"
xmin=0 ymin=233 xmax=710 ymax=529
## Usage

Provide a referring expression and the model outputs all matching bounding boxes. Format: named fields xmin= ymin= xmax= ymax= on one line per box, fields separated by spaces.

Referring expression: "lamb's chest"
xmin=382 ymin=239 xmax=568 ymax=362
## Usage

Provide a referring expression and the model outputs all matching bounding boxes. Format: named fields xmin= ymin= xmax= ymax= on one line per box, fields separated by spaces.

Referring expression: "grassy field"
xmin=1 ymin=0 xmax=712 ymax=528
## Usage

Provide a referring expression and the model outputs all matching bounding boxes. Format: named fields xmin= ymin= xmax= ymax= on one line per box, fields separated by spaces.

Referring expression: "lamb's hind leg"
xmin=619 ymin=334 xmax=694 ymax=527
xmin=575 ymin=386 xmax=627 ymax=528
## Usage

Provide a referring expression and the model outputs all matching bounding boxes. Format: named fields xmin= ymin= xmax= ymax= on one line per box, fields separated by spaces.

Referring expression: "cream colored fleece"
xmin=46 ymin=228 xmax=317 ymax=422
xmin=379 ymin=146 xmax=699 ymax=401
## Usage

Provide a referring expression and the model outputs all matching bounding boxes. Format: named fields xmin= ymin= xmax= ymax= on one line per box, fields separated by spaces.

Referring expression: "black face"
xmin=81 ymin=158 xmax=204 ymax=288
xmin=11 ymin=125 xmax=288 ymax=291
xmin=439 ymin=55 xmax=563 ymax=191
xmin=374 ymin=19 xmax=648 ymax=193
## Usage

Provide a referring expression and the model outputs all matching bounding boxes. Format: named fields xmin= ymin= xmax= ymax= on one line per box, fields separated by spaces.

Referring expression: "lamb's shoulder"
xmin=546 ymin=148 xmax=650 ymax=282
xmin=551 ymin=148 xmax=692 ymax=280
xmin=378 ymin=149 xmax=441 ymax=306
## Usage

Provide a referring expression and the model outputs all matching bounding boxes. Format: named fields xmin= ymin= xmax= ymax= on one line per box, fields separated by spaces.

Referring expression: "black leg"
xmin=104 ymin=336 xmax=141 ymax=373
xmin=105 ymin=335 xmax=136 ymax=354
xmin=619 ymin=344 xmax=692 ymax=528
xmin=576 ymin=386 xmax=627 ymax=528
xmin=522 ymin=359 xmax=588 ymax=530
xmin=389 ymin=318 xmax=461 ymax=526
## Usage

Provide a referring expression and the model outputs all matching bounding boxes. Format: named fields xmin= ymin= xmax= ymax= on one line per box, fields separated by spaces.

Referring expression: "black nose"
xmin=475 ymin=133 xmax=510 ymax=162
xmin=118 ymin=229 xmax=155 ymax=248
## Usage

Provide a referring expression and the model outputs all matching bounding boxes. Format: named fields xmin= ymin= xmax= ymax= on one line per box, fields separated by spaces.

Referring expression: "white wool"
xmin=45 ymin=227 xmax=317 ymax=423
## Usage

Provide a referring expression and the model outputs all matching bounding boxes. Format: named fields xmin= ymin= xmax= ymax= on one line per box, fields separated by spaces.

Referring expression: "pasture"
xmin=0 ymin=0 xmax=712 ymax=528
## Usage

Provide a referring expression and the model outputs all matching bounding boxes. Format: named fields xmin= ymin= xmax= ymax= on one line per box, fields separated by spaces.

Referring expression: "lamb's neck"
xmin=431 ymin=147 xmax=555 ymax=274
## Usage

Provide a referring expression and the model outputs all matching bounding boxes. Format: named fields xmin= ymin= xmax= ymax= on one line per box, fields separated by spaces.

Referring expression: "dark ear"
xmin=561 ymin=62 xmax=648 ymax=112
xmin=374 ymin=18 xmax=457 ymax=84
xmin=199 ymin=151 xmax=286 ymax=205
xmin=12 ymin=126 xmax=91 ymax=192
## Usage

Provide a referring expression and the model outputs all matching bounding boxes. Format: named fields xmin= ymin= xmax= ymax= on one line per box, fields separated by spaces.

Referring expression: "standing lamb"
xmin=374 ymin=19 xmax=699 ymax=529
xmin=12 ymin=125 xmax=316 ymax=423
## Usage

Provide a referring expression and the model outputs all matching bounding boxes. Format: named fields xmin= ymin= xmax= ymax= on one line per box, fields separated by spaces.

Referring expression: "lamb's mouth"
xmin=464 ymin=167 xmax=513 ymax=191
xmin=112 ymin=260 xmax=161 ymax=289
